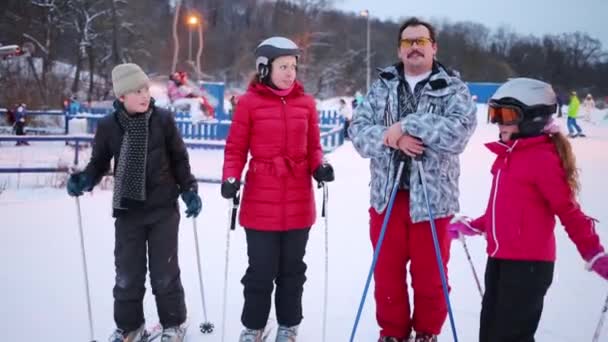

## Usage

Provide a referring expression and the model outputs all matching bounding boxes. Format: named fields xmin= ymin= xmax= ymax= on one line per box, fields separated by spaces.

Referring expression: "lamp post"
xmin=360 ymin=9 xmax=370 ymax=93
xmin=196 ymin=18 xmax=204 ymax=77
xmin=187 ymin=14 xmax=199 ymax=64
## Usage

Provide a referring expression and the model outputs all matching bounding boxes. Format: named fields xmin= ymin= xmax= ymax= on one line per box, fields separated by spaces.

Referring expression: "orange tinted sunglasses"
xmin=400 ymin=37 xmax=434 ymax=48
xmin=488 ymin=102 xmax=523 ymax=125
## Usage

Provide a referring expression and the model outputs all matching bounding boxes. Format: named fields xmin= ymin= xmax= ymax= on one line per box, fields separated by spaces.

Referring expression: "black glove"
xmin=313 ymin=163 xmax=335 ymax=183
xmin=221 ymin=177 xmax=240 ymax=199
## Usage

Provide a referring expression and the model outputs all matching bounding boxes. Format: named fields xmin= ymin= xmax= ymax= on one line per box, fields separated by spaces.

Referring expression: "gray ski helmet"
xmin=254 ymin=37 xmax=300 ymax=78
xmin=490 ymin=78 xmax=558 ymax=137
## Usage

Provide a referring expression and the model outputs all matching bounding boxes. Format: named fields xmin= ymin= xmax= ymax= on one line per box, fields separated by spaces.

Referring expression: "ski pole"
xmin=75 ymin=197 xmax=96 ymax=342
xmin=221 ymin=193 xmax=239 ymax=342
xmin=592 ymin=292 xmax=608 ymax=342
xmin=417 ymin=159 xmax=459 ymax=342
xmin=349 ymin=161 xmax=405 ymax=342
xmin=191 ymin=218 xmax=214 ymax=333
xmin=459 ymin=234 xmax=484 ymax=298
xmin=321 ymin=182 xmax=329 ymax=342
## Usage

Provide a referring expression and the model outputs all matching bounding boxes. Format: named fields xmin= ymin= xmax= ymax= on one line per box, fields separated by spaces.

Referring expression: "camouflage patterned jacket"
xmin=349 ymin=62 xmax=477 ymax=223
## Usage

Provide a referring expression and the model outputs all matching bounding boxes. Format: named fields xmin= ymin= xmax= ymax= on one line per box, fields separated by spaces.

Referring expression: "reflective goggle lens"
xmin=488 ymin=104 xmax=522 ymax=125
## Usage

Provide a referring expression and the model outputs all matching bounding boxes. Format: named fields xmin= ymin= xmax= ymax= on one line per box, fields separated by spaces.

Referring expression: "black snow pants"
xmin=479 ymin=257 xmax=554 ymax=342
xmin=113 ymin=206 xmax=186 ymax=332
xmin=241 ymin=227 xmax=310 ymax=329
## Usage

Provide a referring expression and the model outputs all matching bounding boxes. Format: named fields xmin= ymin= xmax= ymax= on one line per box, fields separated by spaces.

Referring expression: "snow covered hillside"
xmin=1 ymin=106 xmax=607 ymax=341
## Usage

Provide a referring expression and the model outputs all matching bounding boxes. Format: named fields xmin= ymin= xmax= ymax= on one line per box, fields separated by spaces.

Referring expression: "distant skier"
xmin=582 ymin=93 xmax=596 ymax=123
xmin=567 ymin=91 xmax=585 ymax=137
xmin=13 ymin=103 xmax=29 ymax=146
xmin=167 ymin=71 xmax=214 ymax=122
xmin=449 ymin=78 xmax=608 ymax=342
xmin=338 ymin=98 xmax=353 ymax=139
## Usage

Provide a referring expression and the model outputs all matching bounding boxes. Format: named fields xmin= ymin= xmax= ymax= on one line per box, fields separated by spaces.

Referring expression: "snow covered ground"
xmin=1 ymin=106 xmax=608 ymax=341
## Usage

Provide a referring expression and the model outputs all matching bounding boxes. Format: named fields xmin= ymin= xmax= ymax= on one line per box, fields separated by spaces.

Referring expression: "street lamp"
xmin=187 ymin=14 xmax=199 ymax=63
xmin=360 ymin=9 xmax=370 ymax=93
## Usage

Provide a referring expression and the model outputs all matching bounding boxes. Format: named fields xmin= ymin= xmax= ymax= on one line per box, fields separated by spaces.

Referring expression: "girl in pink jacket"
xmin=449 ymin=78 xmax=607 ymax=342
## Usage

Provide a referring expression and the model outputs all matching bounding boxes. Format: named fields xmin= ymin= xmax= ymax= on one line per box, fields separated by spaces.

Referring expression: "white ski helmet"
xmin=490 ymin=77 xmax=558 ymax=137
xmin=254 ymin=36 xmax=300 ymax=79
xmin=491 ymin=78 xmax=557 ymax=108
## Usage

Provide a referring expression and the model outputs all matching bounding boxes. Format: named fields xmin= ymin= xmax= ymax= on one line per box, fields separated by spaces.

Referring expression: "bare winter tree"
xmin=21 ymin=0 xmax=72 ymax=103
xmin=66 ymin=0 xmax=109 ymax=101
xmin=2 ymin=0 xmax=608 ymax=105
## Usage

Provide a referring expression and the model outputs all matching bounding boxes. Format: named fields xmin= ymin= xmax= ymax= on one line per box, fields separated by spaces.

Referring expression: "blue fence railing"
xmin=0 ymin=108 xmax=345 ymax=140
xmin=0 ymin=129 xmax=344 ymax=183
xmin=0 ymin=107 xmax=346 ymax=181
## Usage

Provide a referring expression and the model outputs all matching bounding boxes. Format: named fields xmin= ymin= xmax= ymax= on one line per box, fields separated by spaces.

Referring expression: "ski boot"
xmin=378 ymin=337 xmax=410 ymax=342
xmin=108 ymin=324 xmax=147 ymax=342
xmin=276 ymin=325 xmax=298 ymax=342
xmin=414 ymin=332 xmax=438 ymax=342
xmin=239 ymin=328 xmax=266 ymax=342
xmin=160 ymin=324 xmax=188 ymax=342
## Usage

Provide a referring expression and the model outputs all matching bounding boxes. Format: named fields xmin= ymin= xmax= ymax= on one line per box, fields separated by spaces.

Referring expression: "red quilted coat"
xmin=471 ymin=136 xmax=602 ymax=261
xmin=222 ymin=80 xmax=324 ymax=231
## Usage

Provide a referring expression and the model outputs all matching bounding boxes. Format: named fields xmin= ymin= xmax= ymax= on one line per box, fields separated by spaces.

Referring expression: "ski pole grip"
xmin=395 ymin=151 xmax=408 ymax=161
xmin=230 ymin=193 xmax=240 ymax=230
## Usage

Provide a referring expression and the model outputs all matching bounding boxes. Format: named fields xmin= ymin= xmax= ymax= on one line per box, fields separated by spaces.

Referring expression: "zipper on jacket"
xmin=384 ymin=152 xmax=393 ymax=208
xmin=281 ymin=97 xmax=288 ymax=230
xmin=490 ymin=142 xmax=517 ymax=256
xmin=490 ymin=169 xmax=502 ymax=257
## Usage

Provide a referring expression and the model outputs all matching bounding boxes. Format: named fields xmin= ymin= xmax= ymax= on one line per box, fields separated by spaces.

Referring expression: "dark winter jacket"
xmin=83 ymin=102 xmax=197 ymax=216
xmin=222 ymin=80 xmax=324 ymax=231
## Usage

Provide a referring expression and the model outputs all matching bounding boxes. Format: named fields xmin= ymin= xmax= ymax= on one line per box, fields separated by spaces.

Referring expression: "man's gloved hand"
xmin=181 ymin=190 xmax=202 ymax=218
xmin=66 ymin=172 xmax=92 ymax=197
xmin=221 ymin=177 xmax=240 ymax=199
xmin=313 ymin=163 xmax=335 ymax=183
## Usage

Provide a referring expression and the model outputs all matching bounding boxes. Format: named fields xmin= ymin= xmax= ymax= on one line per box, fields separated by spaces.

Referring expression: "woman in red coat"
xmin=220 ymin=36 xmax=334 ymax=342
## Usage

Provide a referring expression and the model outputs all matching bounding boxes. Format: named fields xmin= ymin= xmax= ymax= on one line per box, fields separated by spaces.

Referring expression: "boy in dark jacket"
xmin=66 ymin=63 xmax=202 ymax=342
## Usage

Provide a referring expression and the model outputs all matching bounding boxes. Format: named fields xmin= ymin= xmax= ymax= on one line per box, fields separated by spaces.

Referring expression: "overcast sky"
xmin=333 ymin=0 xmax=608 ymax=49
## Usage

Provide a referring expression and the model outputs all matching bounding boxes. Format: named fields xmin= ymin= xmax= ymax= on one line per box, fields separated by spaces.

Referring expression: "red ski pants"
xmin=369 ymin=191 xmax=452 ymax=338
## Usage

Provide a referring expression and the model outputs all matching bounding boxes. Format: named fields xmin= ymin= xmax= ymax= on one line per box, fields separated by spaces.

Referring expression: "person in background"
xmin=567 ymin=91 xmax=585 ymax=138
xmin=13 ymin=103 xmax=29 ymax=146
xmin=556 ymin=92 xmax=564 ymax=118
xmin=582 ymin=93 xmax=596 ymax=122
xmin=338 ymin=98 xmax=353 ymax=139
xmin=69 ymin=95 xmax=82 ymax=115
xmin=229 ymin=94 xmax=238 ymax=119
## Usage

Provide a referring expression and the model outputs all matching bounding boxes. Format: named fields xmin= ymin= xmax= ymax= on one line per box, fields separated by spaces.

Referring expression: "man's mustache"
xmin=407 ymin=51 xmax=424 ymax=58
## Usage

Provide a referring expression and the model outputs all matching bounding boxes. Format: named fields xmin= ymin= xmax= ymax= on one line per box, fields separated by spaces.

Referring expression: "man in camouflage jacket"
xmin=349 ymin=17 xmax=477 ymax=342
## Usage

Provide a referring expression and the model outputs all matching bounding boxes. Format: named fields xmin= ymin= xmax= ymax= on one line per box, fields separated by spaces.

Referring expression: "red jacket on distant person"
xmin=222 ymin=80 xmax=323 ymax=231
xmin=471 ymin=135 xmax=603 ymax=261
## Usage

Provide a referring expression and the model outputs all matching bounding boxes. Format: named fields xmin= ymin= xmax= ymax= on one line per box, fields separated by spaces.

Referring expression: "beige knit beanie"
xmin=111 ymin=63 xmax=150 ymax=97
